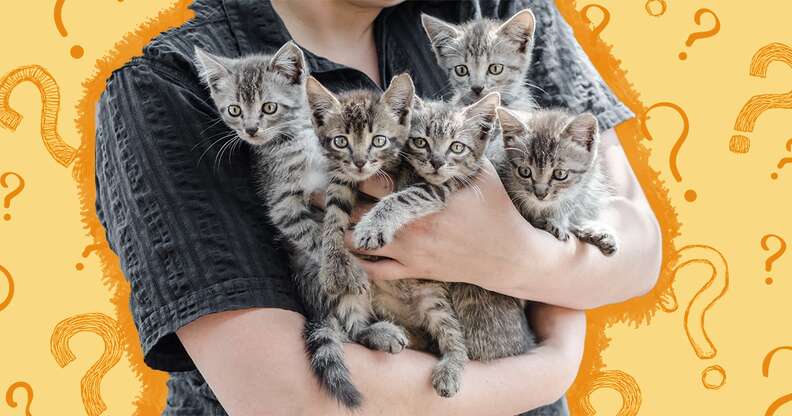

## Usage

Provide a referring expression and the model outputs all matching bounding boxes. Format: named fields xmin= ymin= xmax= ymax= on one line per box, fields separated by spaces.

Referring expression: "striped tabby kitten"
xmin=421 ymin=9 xmax=537 ymax=110
xmin=353 ymin=93 xmax=508 ymax=398
xmin=497 ymin=107 xmax=617 ymax=255
xmin=304 ymin=74 xmax=416 ymax=407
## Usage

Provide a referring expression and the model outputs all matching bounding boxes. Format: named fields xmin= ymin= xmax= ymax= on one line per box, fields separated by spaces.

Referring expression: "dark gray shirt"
xmin=94 ymin=0 xmax=633 ymax=413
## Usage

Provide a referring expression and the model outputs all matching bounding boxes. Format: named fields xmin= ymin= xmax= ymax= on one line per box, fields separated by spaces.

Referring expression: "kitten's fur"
xmin=195 ymin=43 xmax=365 ymax=408
xmin=353 ymin=93 xmax=536 ymax=399
xmin=497 ymin=107 xmax=617 ymax=255
xmin=304 ymin=74 xmax=417 ymax=403
xmin=422 ymin=9 xmax=537 ymax=110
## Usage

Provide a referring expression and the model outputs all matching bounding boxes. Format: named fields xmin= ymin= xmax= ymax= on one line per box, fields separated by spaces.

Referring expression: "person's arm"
xmin=349 ymin=127 xmax=660 ymax=309
xmin=177 ymin=304 xmax=585 ymax=415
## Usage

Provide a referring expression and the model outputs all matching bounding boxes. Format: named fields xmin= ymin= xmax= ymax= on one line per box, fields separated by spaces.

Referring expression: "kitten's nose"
xmin=534 ymin=190 xmax=548 ymax=200
xmin=471 ymin=85 xmax=484 ymax=95
xmin=430 ymin=158 xmax=445 ymax=170
xmin=245 ymin=127 xmax=258 ymax=137
xmin=354 ymin=160 xmax=366 ymax=169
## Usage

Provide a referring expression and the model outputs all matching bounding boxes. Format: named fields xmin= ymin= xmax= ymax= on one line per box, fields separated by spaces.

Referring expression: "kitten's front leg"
xmin=321 ymin=181 xmax=369 ymax=296
xmin=533 ymin=216 xmax=572 ymax=242
xmin=353 ymin=183 xmax=446 ymax=250
xmin=573 ymin=222 xmax=618 ymax=256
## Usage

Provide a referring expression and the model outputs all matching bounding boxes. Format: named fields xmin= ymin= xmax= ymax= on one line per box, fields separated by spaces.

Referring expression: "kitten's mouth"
xmin=422 ymin=171 xmax=449 ymax=185
xmin=344 ymin=165 xmax=379 ymax=181
xmin=238 ymin=133 xmax=272 ymax=146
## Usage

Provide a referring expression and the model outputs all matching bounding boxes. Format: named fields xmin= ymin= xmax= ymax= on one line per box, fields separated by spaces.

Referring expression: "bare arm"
xmin=177 ymin=306 xmax=585 ymax=415
xmin=350 ymin=128 xmax=662 ymax=310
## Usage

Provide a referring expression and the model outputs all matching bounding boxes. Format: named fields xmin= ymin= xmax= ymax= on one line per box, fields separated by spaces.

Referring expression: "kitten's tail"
xmin=304 ymin=317 xmax=363 ymax=409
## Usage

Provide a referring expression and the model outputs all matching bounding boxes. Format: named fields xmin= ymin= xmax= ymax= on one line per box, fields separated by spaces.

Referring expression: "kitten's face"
xmin=406 ymin=93 xmax=499 ymax=185
xmin=498 ymin=108 xmax=599 ymax=204
xmin=422 ymin=10 xmax=535 ymax=104
xmin=306 ymin=74 xmax=415 ymax=182
xmin=194 ymin=41 xmax=307 ymax=145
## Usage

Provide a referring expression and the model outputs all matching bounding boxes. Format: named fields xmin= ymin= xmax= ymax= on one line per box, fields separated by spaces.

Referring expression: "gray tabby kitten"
xmin=353 ymin=93 xmax=501 ymax=399
xmin=194 ymin=42 xmax=367 ymax=408
xmin=497 ymin=107 xmax=617 ymax=255
xmin=421 ymin=9 xmax=537 ymax=110
xmin=304 ymin=74 xmax=416 ymax=406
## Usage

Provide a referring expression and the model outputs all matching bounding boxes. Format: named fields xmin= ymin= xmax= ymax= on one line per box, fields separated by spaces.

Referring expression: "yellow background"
xmin=0 ymin=1 xmax=789 ymax=414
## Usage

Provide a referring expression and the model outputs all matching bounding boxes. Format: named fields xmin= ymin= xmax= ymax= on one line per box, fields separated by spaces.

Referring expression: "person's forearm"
xmin=503 ymin=128 xmax=662 ymax=309
xmin=178 ymin=308 xmax=573 ymax=415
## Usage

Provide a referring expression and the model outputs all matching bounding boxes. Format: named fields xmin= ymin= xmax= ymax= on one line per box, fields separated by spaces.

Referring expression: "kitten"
xmin=194 ymin=42 xmax=368 ymax=409
xmin=353 ymin=93 xmax=514 ymax=399
xmin=421 ymin=9 xmax=537 ymax=110
xmin=304 ymin=74 xmax=417 ymax=395
xmin=497 ymin=107 xmax=617 ymax=255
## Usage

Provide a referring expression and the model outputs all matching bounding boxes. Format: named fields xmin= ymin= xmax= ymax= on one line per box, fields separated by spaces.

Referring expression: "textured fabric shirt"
xmin=94 ymin=0 xmax=633 ymax=413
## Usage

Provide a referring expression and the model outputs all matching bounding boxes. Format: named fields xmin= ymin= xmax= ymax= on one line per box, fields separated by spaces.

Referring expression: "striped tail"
xmin=304 ymin=317 xmax=362 ymax=409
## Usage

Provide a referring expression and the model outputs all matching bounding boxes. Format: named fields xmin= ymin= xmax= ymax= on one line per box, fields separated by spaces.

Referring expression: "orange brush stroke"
xmin=579 ymin=370 xmax=642 ymax=416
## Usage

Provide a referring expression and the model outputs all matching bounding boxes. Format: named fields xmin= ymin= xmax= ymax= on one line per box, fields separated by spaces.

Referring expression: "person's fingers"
xmin=359 ymin=175 xmax=394 ymax=199
xmin=344 ymin=230 xmax=398 ymax=258
xmin=356 ymin=257 xmax=409 ymax=280
xmin=351 ymin=202 xmax=373 ymax=224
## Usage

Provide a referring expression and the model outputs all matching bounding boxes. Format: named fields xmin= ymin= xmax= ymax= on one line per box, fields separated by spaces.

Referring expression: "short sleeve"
xmin=490 ymin=0 xmax=635 ymax=131
xmin=95 ymin=60 xmax=303 ymax=371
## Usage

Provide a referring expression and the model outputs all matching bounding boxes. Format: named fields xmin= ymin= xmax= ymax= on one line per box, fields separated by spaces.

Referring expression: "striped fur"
xmin=496 ymin=107 xmax=617 ymax=256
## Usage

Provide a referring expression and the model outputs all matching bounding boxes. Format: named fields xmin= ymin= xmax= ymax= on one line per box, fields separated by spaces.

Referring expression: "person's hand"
xmin=343 ymin=159 xmax=553 ymax=295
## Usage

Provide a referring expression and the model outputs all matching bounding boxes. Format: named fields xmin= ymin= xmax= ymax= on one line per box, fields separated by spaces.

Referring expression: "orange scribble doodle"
xmin=644 ymin=0 xmax=667 ymax=17
xmin=0 ymin=265 xmax=14 ymax=312
xmin=581 ymin=4 xmax=610 ymax=37
xmin=640 ymin=102 xmax=697 ymax=202
xmin=579 ymin=370 xmax=642 ymax=416
xmin=762 ymin=346 xmax=792 ymax=416
xmin=0 ymin=65 xmax=77 ymax=166
xmin=50 ymin=313 xmax=123 ymax=416
xmin=731 ymin=43 xmax=792 ymax=154
xmin=5 ymin=381 xmax=33 ymax=416
xmin=672 ymin=245 xmax=729 ymax=389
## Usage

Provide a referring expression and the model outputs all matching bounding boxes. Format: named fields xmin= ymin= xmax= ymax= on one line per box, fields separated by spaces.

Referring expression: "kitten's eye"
xmin=454 ymin=65 xmax=469 ymax=77
xmin=227 ymin=104 xmax=242 ymax=117
xmin=449 ymin=141 xmax=466 ymax=154
xmin=372 ymin=135 xmax=388 ymax=148
xmin=332 ymin=135 xmax=348 ymax=148
xmin=553 ymin=169 xmax=569 ymax=181
xmin=517 ymin=166 xmax=532 ymax=179
xmin=411 ymin=137 xmax=428 ymax=148
xmin=262 ymin=102 xmax=278 ymax=114
xmin=488 ymin=64 xmax=504 ymax=75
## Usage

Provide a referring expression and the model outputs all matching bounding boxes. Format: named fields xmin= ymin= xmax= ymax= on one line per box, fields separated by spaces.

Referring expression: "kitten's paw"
xmin=543 ymin=223 xmax=570 ymax=241
xmin=431 ymin=361 xmax=462 ymax=398
xmin=574 ymin=227 xmax=618 ymax=256
xmin=322 ymin=256 xmax=370 ymax=296
xmin=352 ymin=222 xmax=391 ymax=250
xmin=357 ymin=321 xmax=409 ymax=354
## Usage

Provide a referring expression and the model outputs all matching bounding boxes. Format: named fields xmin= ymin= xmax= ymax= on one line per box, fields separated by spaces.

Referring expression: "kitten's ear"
xmin=463 ymin=92 xmax=500 ymax=146
xmin=561 ymin=113 xmax=599 ymax=152
xmin=269 ymin=41 xmax=307 ymax=85
xmin=382 ymin=73 xmax=415 ymax=125
xmin=413 ymin=95 xmax=425 ymax=112
xmin=194 ymin=47 xmax=232 ymax=90
xmin=496 ymin=9 xmax=536 ymax=53
xmin=305 ymin=76 xmax=340 ymax=128
xmin=421 ymin=14 xmax=461 ymax=51
xmin=496 ymin=107 xmax=527 ymax=147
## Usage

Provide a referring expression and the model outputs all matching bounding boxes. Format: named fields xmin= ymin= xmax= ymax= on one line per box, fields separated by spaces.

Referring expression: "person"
xmin=94 ymin=0 xmax=661 ymax=414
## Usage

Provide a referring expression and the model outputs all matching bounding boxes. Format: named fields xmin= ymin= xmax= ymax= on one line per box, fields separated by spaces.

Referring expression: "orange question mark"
xmin=0 ymin=65 xmax=77 ymax=166
xmin=581 ymin=4 xmax=610 ymax=37
xmin=730 ymin=43 xmax=792 ymax=154
xmin=50 ymin=313 xmax=122 ymax=416
xmin=770 ymin=138 xmax=792 ymax=180
xmin=1 ymin=172 xmax=25 ymax=221
xmin=54 ymin=0 xmax=124 ymax=59
xmin=762 ymin=346 xmax=792 ymax=416
xmin=578 ymin=370 xmax=642 ymax=416
xmin=640 ymin=102 xmax=697 ymax=202
xmin=678 ymin=9 xmax=720 ymax=60
xmin=75 ymin=243 xmax=103 ymax=271
xmin=761 ymin=234 xmax=786 ymax=285
xmin=0 ymin=264 xmax=14 ymax=312
xmin=671 ymin=244 xmax=729 ymax=389
xmin=5 ymin=382 xmax=33 ymax=416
